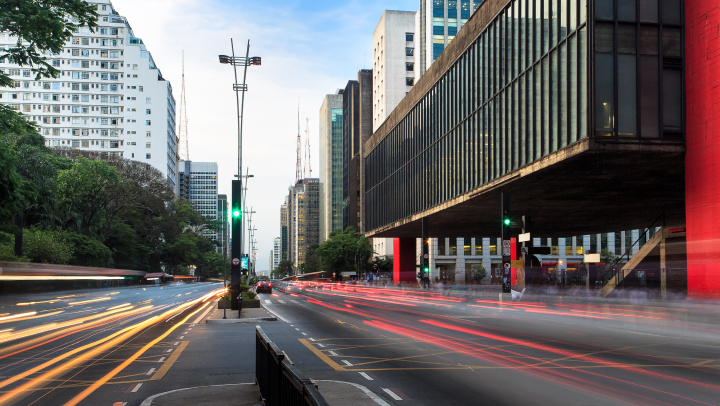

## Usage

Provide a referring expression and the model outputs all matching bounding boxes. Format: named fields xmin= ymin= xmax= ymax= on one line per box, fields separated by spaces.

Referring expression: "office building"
xmin=416 ymin=0 xmax=483 ymax=78
xmin=342 ymin=70 xmax=372 ymax=233
xmin=273 ymin=238 xmax=281 ymax=270
xmin=365 ymin=0 xmax=687 ymax=287
xmin=0 ymin=0 xmax=179 ymax=191
xmin=319 ymin=92 xmax=344 ymax=241
xmin=178 ymin=161 xmax=218 ymax=241
xmin=280 ymin=199 xmax=288 ymax=261
xmin=373 ymin=10 xmax=416 ymax=132
xmin=286 ymin=179 xmax=320 ymax=271
xmin=218 ymin=194 xmax=228 ymax=255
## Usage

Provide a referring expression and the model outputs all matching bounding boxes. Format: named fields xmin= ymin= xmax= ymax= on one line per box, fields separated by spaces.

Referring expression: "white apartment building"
xmin=372 ymin=10 xmax=416 ymax=133
xmin=0 ymin=0 xmax=179 ymax=191
xmin=273 ymin=237 xmax=281 ymax=270
xmin=178 ymin=161 xmax=218 ymax=242
xmin=416 ymin=0 xmax=483 ymax=79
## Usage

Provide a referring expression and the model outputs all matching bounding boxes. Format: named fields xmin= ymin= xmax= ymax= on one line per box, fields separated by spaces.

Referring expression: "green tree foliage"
xmin=273 ymin=259 xmax=293 ymax=279
xmin=22 ymin=226 xmax=73 ymax=264
xmin=0 ymin=142 xmax=32 ymax=229
xmin=0 ymin=0 xmax=98 ymax=87
xmin=471 ymin=264 xmax=487 ymax=283
xmin=314 ymin=227 xmax=373 ymax=281
xmin=370 ymin=256 xmax=393 ymax=274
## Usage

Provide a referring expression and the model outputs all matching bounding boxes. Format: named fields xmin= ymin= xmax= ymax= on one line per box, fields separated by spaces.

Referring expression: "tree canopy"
xmin=314 ymin=227 xmax=373 ymax=281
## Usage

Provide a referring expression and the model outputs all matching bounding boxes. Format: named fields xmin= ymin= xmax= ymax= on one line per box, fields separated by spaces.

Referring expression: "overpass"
xmin=363 ymin=0 xmax=717 ymax=296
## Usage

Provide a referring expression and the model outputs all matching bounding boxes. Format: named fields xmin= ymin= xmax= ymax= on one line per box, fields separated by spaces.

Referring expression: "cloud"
xmin=113 ymin=0 xmax=417 ymax=271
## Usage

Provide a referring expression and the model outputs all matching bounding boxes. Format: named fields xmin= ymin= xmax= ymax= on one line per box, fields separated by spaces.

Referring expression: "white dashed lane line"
xmin=359 ymin=372 xmax=373 ymax=381
xmin=382 ymin=388 xmax=402 ymax=401
xmin=341 ymin=360 xmax=354 ymax=366
xmin=301 ymin=332 xmax=307 ymax=336
xmin=328 ymin=351 xmax=338 ymax=356
xmin=131 ymin=383 xmax=143 ymax=393
xmin=278 ymin=300 xmax=286 ymax=304
xmin=146 ymin=368 xmax=156 ymax=375
xmin=316 ymin=343 xmax=325 ymax=348
xmin=265 ymin=300 xmax=272 ymax=304
xmin=290 ymin=300 xmax=299 ymax=303
xmin=157 ymin=357 xmax=165 ymax=362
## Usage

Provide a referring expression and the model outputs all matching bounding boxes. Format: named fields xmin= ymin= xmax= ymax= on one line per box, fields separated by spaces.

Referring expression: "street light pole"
xmin=223 ymin=214 xmax=227 ymax=319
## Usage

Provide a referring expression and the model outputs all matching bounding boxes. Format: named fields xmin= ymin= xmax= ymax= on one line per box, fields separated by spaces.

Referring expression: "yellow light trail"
xmin=107 ymin=304 xmax=132 ymax=311
xmin=16 ymin=300 xmax=58 ymax=306
xmin=0 ymin=312 xmax=36 ymax=322
xmin=68 ymin=297 xmax=112 ymax=306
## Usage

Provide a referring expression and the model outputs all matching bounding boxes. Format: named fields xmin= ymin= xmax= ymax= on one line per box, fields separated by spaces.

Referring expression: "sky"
xmin=116 ymin=0 xmax=418 ymax=272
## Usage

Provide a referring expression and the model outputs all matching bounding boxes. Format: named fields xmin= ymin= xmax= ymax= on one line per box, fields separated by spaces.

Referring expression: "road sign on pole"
xmin=232 ymin=258 xmax=240 ymax=266
xmin=501 ymin=193 xmax=511 ymax=294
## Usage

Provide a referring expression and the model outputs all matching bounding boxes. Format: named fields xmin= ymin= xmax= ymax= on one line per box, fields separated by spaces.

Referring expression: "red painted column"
xmin=393 ymin=238 xmax=417 ymax=283
xmin=685 ymin=1 xmax=720 ymax=297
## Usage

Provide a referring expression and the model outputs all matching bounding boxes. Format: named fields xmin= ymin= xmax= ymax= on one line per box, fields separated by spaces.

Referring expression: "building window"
xmin=146 ymin=109 xmax=151 ymax=114
xmin=146 ymin=120 xmax=151 ymax=125
xmin=146 ymin=153 xmax=151 ymax=159
xmin=146 ymin=142 xmax=151 ymax=148
xmin=406 ymin=62 xmax=414 ymax=72
xmin=146 ymin=97 xmax=151 ymax=103
xmin=474 ymin=238 xmax=483 ymax=255
xmin=405 ymin=33 xmax=414 ymax=42
xmin=406 ymin=78 xmax=414 ymax=86
xmin=146 ymin=131 xmax=151 ymax=137
xmin=405 ymin=47 xmax=414 ymax=56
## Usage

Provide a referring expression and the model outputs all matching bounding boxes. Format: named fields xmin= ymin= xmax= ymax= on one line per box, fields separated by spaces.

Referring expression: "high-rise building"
xmin=218 ymin=194 xmax=228 ymax=255
xmin=280 ymin=199 xmax=288 ymax=261
xmin=178 ymin=161 xmax=218 ymax=241
xmin=286 ymin=179 xmax=320 ymax=271
xmin=0 ymin=0 xmax=179 ymax=192
xmin=342 ymin=70 xmax=373 ymax=233
xmin=373 ymin=11 xmax=416 ymax=133
xmin=272 ymin=238 xmax=281 ymax=270
xmin=319 ymin=92 xmax=344 ymax=241
xmin=416 ymin=0 xmax=483 ymax=79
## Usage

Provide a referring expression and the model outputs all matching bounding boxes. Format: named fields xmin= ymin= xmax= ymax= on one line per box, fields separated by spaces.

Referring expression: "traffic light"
xmin=232 ymin=206 xmax=241 ymax=218
xmin=503 ymin=216 xmax=511 ymax=226
xmin=250 ymin=56 xmax=262 ymax=65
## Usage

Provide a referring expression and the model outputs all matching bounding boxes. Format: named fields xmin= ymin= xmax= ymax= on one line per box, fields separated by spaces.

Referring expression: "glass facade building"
xmin=366 ymin=0 xmax=684 ymax=234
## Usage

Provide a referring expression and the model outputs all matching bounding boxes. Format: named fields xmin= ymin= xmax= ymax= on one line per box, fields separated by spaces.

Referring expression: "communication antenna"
xmin=304 ymin=117 xmax=311 ymax=179
xmin=178 ymin=51 xmax=189 ymax=161
xmin=295 ymin=103 xmax=302 ymax=182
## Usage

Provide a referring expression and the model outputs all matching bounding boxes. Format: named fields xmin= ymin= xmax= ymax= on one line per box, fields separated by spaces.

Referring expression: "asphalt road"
xmin=0 ymin=282 xmax=223 ymax=406
xmin=257 ymin=285 xmax=720 ymax=406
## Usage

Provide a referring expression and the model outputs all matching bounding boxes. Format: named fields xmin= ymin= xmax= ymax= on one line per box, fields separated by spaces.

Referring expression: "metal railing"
xmin=256 ymin=326 xmax=329 ymax=406
xmin=601 ymin=213 xmax=665 ymax=288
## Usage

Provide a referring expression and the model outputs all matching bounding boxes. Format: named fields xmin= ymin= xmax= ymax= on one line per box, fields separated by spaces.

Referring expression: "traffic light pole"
xmin=422 ymin=217 xmax=430 ymax=288
xmin=501 ymin=192 xmax=511 ymax=294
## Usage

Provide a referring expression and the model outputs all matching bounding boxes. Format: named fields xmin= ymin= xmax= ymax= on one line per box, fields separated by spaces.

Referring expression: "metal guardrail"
xmin=256 ymin=326 xmax=329 ymax=406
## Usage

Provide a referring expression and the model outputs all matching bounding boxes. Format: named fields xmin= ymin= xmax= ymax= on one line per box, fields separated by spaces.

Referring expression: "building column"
xmin=686 ymin=0 xmax=720 ymax=298
xmin=456 ymin=238 xmax=465 ymax=285
xmin=393 ymin=238 xmax=416 ymax=283
xmin=429 ymin=238 xmax=437 ymax=281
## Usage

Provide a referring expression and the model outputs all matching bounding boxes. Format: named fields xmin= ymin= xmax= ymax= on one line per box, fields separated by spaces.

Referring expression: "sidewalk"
xmin=140 ymin=381 xmax=388 ymax=406
xmin=205 ymin=302 xmax=277 ymax=324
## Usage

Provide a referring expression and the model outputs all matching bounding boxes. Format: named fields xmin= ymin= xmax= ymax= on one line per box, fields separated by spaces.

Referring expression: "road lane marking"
xmin=191 ymin=305 xmax=213 ymax=324
xmin=278 ymin=300 xmax=286 ymax=304
xmin=299 ymin=339 xmax=345 ymax=371
xmin=157 ymin=357 xmax=165 ymax=362
xmin=178 ymin=336 xmax=184 ymax=339
xmin=316 ymin=380 xmax=390 ymax=406
xmin=131 ymin=383 xmax=143 ymax=392
xmin=328 ymin=351 xmax=338 ymax=356
xmin=301 ymin=332 xmax=307 ymax=336
xmin=382 ymin=388 xmax=402 ymax=401
xmin=151 ymin=341 xmax=189 ymax=381
xmin=317 ymin=343 xmax=325 ymax=348
xmin=174 ymin=342 xmax=179 ymax=345
xmin=146 ymin=368 xmax=156 ymax=375
xmin=166 ymin=349 xmax=173 ymax=353
xmin=359 ymin=372 xmax=373 ymax=381
xmin=295 ymin=328 xmax=300 ymax=331
xmin=265 ymin=300 xmax=272 ymax=304
xmin=342 ymin=360 xmax=354 ymax=366
xmin=309 ymin=338 xmax=316 ymax=341
xmin=291 ymin=300 xmax=299 ymax=303
xmin=113 ymin=403 xmax=127 ymax=406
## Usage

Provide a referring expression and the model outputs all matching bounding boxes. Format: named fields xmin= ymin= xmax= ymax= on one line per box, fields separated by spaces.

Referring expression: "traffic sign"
xmin=424 ymin=254 xmax=429 ymax=259
xmin=232 ymin=258 xmax=240 ymax=266
xmin=503 ymin=240 xmax=511 ymax=248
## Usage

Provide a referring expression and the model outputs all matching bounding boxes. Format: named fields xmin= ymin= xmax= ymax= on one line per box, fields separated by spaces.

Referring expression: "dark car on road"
xmin=256 ymin=280 xmax=272 ymax=294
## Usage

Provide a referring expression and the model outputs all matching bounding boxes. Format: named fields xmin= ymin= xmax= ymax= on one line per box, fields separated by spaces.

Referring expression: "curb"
xmin=316 ymin=380 xmax=391 ymax=406
xmin=206 ymin=317 xmax=277 ymax=324
xmin=139 ymin=383 xmax=257 ymax=406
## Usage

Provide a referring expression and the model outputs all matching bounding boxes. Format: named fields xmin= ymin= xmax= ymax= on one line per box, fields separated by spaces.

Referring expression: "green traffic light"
xmin=232 ymin=209 xmax=241 ymax=218
xmin=504 ymin=218 xmax=511 ymax=226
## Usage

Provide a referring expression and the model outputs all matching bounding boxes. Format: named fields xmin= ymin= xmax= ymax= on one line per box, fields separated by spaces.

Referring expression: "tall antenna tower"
xmin=304 ymin=117 xmax=311 ymax=179
xmin=178 ymin=51 xmax=189 ymax=161
xmin=295 ymin=104 xmax=302 ymax=183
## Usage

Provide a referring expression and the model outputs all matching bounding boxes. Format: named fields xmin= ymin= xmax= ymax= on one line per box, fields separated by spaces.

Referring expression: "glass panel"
xmin=640 ymin=25 xmax=659 ymax=55
xmin=560 ymin=0 xmax=567 ymax=39
xmin=535 ymin=65 xmax=542 ymax=158
xmin=474 ymin=238 xmax=483 ymax=255
xmin=560 ymin=41 xmax=568 ymax=146
xmin=618 ymin=0 xmax=636 ymax=21
xmin=640 ymin=0 xmax=658 ymax=23
xmin=595 ymin=22 xmax=614 ymax=53
xmin=618 ymin=24 xmax=637 ymax=54
xmin=543 ymin=0 xmax=550 ymax=53
xmin=595 ymin=53 xmax=615 ymax=135
xmin=618 ymin=54 xmax=637 ymax=136
xmin=580 ymin=0 xmax=587 ymax=24
xmin=551 ymin=50 xmax=559 ymax=151
xmin=570 ymin=34 xmax=578 ymax=143
xmin=663 ymin=68 xmax=682 ymax=130
xmin=535 ymin=0 xmax=542 ymax=60
xmin=551 ymin=0 xmax=558 ymax=47
xmin=543 ymin=56 xmax=550 ymax=154
xmin=663 ymin=27 xmax=682 ymax=58
xmin=640 ymin=55 xmax=659 ymax=137
xmin=596 ymin=0 xmax=613 ymax=20
xmin=662 ymin=0 xmax=681 ymax=24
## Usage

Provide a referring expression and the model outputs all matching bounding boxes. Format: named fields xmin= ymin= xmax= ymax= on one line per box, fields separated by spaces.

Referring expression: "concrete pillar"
xmin=660 ymin=237 xmax=667 ymax=299
xmin=393 ymin=238 xmax=417 ymax=283
xmin=456 ymin=257 xmax=466 ymax=285
xmin=430 ymin=238 xmax=437 ymax=281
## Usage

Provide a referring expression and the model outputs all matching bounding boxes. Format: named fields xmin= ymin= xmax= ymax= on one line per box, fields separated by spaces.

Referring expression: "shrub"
xmin=22 ymin=227 xmax=73 ymax=264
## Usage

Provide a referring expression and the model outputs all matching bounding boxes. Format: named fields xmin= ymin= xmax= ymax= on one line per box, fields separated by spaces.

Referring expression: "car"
xmin=256 ymin=280 xmax=272 ymax=294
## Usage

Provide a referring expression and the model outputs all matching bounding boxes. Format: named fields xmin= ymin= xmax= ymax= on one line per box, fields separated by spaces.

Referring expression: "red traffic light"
xmin=250 ymin=57 xmax=261 ymax=65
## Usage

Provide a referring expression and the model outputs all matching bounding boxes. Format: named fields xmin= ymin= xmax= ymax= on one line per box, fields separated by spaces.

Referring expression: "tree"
xmin=22 ymin=226 xmax=73 ymax=264
xmin=0 ymin=142 xmax=34 ymax=230
xmin=314 ymin=227 xmax=373 ymax=281
xmin=0 ymin=0 xmax=98 ymax=88
xmin=370 ymin=256 xmax=393 ymax=274
xmin=273 ymin=259 xmax=293 ymax=279
xmin=471 ymin=264 xmax=487 ymax=284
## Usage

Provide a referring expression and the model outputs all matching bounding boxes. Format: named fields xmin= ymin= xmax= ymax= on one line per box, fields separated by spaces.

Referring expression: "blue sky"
xmin=117 ymin=0 xmax=418 ymax=271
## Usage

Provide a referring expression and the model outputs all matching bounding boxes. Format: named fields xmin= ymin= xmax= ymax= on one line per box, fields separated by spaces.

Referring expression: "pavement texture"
xmin=139 ymin=383 xmax=262 ymax=406
xmin=206 ymin=304 xmax=277 ymax=324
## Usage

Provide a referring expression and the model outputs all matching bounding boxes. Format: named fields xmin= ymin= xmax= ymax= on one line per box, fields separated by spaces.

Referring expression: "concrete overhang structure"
xmin=363 ymin=0 xmax=686 ymax=240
